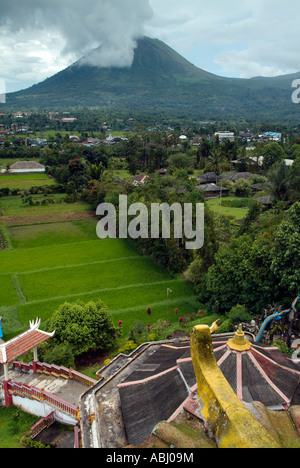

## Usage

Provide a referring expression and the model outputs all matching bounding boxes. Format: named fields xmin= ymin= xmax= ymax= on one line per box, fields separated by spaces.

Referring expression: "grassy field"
xmin=0 ymin=195 xmax=91 ymax=218
xmin=0 ymin=216 xmax=199 ymax=339
xmin=113 ymin=169 xmax=131 ymax=180
xmin=0 ymin=190 xmax=252 ymax=341
xmin=205 ymin=197 xmax=250 ymax=220
xmin=0 ymin=172 xmax=201 ymax=341
xmin=0 ymin=274 xmax=20 ymax=306
xmin=0 ymin=407 xmax=39 ymax=448
xmin=0 ymin=173 xmax=55 ymax=190
xmin=8 ymin=219 xmax=97 ymax=249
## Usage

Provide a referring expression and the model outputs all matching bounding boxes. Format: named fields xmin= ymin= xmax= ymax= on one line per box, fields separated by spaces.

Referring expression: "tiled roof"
xmin=10 ymin=161 xmax=45 ymax=170
xmin=213 ymin=335 xmax=300 ymax=408
xmin=218 ymin=172 xmax=253 ymax=181
xmin=94 ymin=334 xmax=300 ymax=447
xmin=139 ymin=394 xmax=300 ymax=449
xmin=131 ymin=174 xmax=149 ymax=183
xmin=0 ymin=319 xmax=55 ymax=364
xmin=256 ymin=195 xmax=274 ymax=205
xmin=196 ymin=183 xmax=224 ymax=192
xmin=118 ymin=343 xmax=192 ymax=446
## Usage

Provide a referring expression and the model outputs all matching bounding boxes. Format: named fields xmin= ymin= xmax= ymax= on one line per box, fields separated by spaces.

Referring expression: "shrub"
xmin=123 ymin=340 xmax=137 ymax=352
xmin=216 ymin=318 xmax=233 ymax=334
xmin=232 ymin=179 xmax=252 ymax=197
xmin=147 ymin=333 xmax=156 ymax=342
xmin=20 ymin=436 xmax=50 ymax=449
xmin=0 ymin=187 xmax=10 ymax=196
xmin=128 ymin=321 xmax=146 ymax=343
xmin=148 ymin=320 xmax=170 ymax=341
xmin=47 ymin=300 xmax=118 ymax=357
xmin=272 ymin=340 xmax=291 ymax=355
xmin=227 ymin=304 xmax=252 ymax=324
xmin=222 ymin=199 xmax=251 ymax=208
xmin=40 ymin=342 xmax=75 ymax=368
xmin=118 ymin=340 xmax=137 ymax=354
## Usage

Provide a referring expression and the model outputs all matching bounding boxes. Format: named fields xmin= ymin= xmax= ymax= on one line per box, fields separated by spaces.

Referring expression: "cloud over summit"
xmin=1 ymin=0 xmax=300 ymax=92
xmin=0 ymin=0 xmax=153 ymax=69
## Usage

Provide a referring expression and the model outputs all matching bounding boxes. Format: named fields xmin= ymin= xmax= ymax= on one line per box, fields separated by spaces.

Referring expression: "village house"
xmin=191 ymin=136 xmax=202 ymax=146
xmin=29 ymin=138 xmax=48 ymax=147
xmin=249 ymin=156 xmax=294 ymax=167
xmin=252 ymin=182 xmax=272 ymax=194
xmin=69 ymin=135 xmax=80 ymax=142
xmin=158 ymin=168 xmax=167 ymax=176
xmin=8 ymin=161 xmax=46 ymax=174
xmin=261 ymin=131 xmax=282 ymax=142
xmin=0 ymin=124 xmax=7 ymax=137
xmin=196 ymin=183 xmax=229 ymax=198
xmin=195 ymin=172 xmax=218 ymax=184
xmin=256 ymin=195 xmax=274 ymax=209
xmin=214 ymin=131 xmax=235 ymax=142
xmin=130 ymin=174 xmax=149 ymax=186
xmin=61 ymin=117 xmax=77 ymax=124
xmin=217 ymin=172 xmax=254 ymax=182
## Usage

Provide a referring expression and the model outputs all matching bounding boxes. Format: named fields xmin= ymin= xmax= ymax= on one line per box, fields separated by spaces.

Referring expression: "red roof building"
xmin=0 ymin=318 xmax=55 ymax=406
xmin=0 ymin=318 xmax=55 ymax=366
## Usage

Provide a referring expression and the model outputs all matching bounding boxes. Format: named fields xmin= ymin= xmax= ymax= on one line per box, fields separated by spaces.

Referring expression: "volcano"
xmin=6 ymin=37 xmax=300 ymax=121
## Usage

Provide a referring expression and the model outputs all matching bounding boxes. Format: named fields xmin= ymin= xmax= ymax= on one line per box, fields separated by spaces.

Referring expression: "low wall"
xmin=12 ymin=394 xmax=76 ymax=426
xmin=3 ymin=380 xmax=79 ymax=424
xmin=13 ymin=361 xmax=97 ymax=387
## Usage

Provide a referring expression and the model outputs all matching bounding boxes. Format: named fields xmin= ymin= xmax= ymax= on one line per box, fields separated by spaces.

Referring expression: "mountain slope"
xmin=6 ymin=37 xmax=300 ymax=121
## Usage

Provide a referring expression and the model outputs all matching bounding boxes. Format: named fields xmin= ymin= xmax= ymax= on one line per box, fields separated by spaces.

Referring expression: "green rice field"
xmin=0 ymin=217 xmax=199 ymax=339
xmin=0 ymin=173 xmax=55 ymax=190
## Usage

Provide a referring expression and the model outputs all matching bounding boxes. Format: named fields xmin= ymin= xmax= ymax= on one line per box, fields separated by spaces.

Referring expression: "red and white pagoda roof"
xmin=0 ymin=319 xmax=55 ymax=365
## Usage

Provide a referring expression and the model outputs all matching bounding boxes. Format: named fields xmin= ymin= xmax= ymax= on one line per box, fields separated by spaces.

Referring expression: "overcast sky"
xmin=1 ymin=0 xmax=299 ymax=92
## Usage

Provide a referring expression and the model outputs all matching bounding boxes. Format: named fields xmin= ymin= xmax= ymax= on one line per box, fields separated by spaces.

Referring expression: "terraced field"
xmin=0 ymin=216 xmax=199 ymax=339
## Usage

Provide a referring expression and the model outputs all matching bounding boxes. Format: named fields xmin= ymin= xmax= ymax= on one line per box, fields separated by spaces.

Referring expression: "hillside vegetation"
xmin=6 ymin=37 xmax=300 ymax=122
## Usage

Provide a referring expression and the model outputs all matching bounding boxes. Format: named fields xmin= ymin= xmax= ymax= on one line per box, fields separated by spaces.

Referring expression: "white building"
xmin=214 ymin=131 xmax=235 ymax=142
xmin=9 ymin=161 xmax=46 ymax=174
xmin=249 ymin=156 xmax=294 ymax=167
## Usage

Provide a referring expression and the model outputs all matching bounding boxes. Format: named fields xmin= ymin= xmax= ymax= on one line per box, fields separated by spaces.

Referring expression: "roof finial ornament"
xmin=227 ymin=323 xmax=252 ymax=351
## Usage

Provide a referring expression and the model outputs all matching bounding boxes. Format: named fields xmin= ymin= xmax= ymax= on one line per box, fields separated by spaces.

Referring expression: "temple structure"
xmin=79 ymin=324 xmax=300 ymax=448
xmin=0 ymin=319 xmax=55 ymax=406
xmin=0 ymin=318 xmax=299 ymax=448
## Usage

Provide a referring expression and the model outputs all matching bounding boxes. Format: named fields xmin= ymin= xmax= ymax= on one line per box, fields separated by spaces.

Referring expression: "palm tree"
xmin=89 ymin=162 xmax=105 ymax=181
xmin=265 ymin=161 xmax=292 ymax=203
xmin=206 ymin=148 xmax=228 ymax=176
